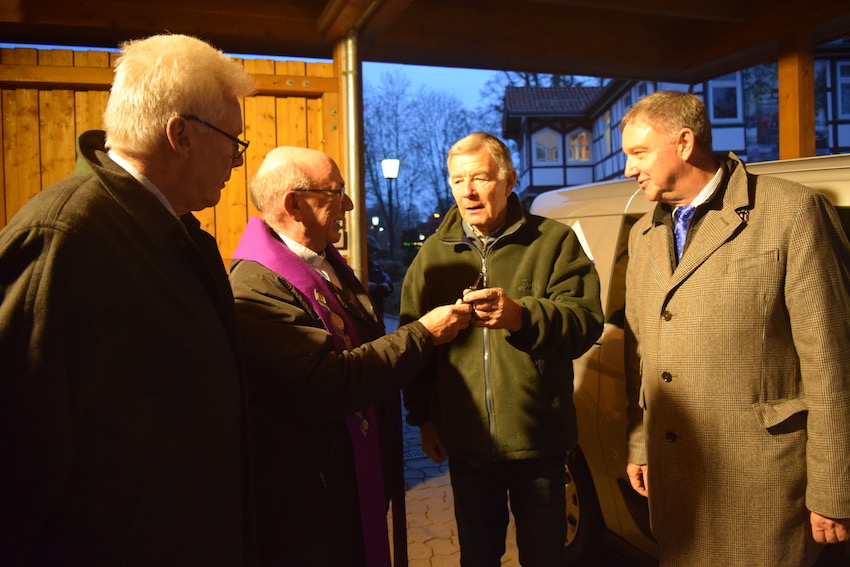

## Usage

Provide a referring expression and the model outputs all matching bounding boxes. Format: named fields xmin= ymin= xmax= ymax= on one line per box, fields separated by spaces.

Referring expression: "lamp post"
xmin=381 ymin=155 xmax=406 ymax=567
xmin=380 ymin=158 xmax=400 ymax=257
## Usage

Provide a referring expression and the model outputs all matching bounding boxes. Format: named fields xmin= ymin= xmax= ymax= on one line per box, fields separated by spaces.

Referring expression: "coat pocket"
xmin=727 ymin=249 xmax=783 ymax=274
xmin=751 ymin=398 xmax=808 ymax=429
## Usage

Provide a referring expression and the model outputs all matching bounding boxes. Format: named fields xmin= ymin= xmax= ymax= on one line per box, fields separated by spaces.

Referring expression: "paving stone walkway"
xmin=388 ymin=411 xmax=520 ymax=567
xmin=383 ymin=315 xmax=520 ymax=566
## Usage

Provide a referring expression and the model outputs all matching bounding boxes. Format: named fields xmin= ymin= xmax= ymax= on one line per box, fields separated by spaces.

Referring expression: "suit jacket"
xmin=625 ymin=153 xmax=850 ymax=566
xmin=229 ymin=228 xmax=433 ymax=567
xmin=0 ymin=131 xmax=251 ymax=566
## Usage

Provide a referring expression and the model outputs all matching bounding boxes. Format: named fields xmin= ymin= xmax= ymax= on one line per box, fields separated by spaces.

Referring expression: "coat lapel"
xmin=669 ymin=205 xmax=744 ymax=289
xmin=657 ymin=154 xmax=753 ymax=294
xmin=645 ymin=221 xmax=674 ymax=290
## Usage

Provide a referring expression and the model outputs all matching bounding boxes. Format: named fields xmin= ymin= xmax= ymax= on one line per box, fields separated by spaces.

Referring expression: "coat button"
xmin=666 ymin=431 xmax=677 ymax=442
xmin=662 ymin=310 xmax=672 ymax=321
xmin=661 ymin=371 xmax=672 ymax=382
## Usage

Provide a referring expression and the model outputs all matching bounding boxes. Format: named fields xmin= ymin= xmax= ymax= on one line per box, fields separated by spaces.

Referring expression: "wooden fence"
xmin=0 ymin=47 xmax=345 ymax=264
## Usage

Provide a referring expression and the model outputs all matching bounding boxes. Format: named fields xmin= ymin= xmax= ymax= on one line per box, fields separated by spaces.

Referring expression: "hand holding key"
xmin=465 ymin=272 xmax=483 ymax=298
xmin=462 ymin=274 xmax=524 ymax=332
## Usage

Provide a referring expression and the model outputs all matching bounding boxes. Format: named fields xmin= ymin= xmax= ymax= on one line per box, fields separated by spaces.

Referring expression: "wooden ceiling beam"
xmin=316 ymin=0 xmax=374 ymax=42
xmin=0 ymin=0 xmax=325 ymax=48
xmin=526 ymin=0 xmax=750 ymax=24
xmin=361 ymin=1 xmax=696 ymax=79
xmin=358 ymin=0 xmax=415 ymax=45
xmin=685 ymin=0 xmax=850 ymax=73
xmin=0 ymin=0 xmax=846 ymax=85
xmin=316 ymin=0 xmax=414 ymax=44
xmin=0 ymin=0 xmax=24 ymax=21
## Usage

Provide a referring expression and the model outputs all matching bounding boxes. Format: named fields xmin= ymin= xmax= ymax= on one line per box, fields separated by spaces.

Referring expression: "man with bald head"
xmin=229 ymin=147 xmax=472 ymax=567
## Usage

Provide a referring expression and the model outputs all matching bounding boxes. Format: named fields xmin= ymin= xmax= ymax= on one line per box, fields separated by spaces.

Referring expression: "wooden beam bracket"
xmin=0 ymin=64 xmax=339 ymax=98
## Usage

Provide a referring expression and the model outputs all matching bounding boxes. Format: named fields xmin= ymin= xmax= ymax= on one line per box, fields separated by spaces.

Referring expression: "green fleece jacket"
xmin=400 ymin=194 xmax=603 ymax=461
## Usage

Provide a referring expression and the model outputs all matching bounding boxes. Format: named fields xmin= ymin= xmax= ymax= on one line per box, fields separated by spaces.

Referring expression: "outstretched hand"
xmin=418 ymin=301 xmax=473 ymax=345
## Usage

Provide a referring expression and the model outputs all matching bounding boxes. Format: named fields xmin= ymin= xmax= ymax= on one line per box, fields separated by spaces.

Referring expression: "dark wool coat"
xmin=0 ymin=132 xmax=251 ymax=566
xmin=625 ymin=153 xmax=850 ymax=566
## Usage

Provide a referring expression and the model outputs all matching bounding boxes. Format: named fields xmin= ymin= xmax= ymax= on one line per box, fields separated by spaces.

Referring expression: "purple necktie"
xmin=673 ymin=205 xmax=695 ymax=263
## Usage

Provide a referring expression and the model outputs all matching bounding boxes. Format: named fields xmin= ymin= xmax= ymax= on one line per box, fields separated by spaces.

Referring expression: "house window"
xmin=568 ymin=131 xmax=590 ymax=162
xmin=816 ymin=60 xmax=830 ymax=151
xmin=838 ymin=62 xmax=850 ymax=119
xmin=533 ymin=129 xmax=561 ymax=164
xmin=604 ymin=112 xmax=611 ymax=154
xmin=709 ymin=73 xmax=742 ymax=123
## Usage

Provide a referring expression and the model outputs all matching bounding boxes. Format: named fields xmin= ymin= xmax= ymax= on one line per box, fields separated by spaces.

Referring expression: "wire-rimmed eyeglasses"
xmin=292 ymin=188 xmax=347 ymax=198
xmin=182 ymin=114 xmax=250 ymax=159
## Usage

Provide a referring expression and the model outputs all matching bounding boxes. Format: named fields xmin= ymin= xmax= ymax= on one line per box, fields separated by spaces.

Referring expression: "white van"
xmin=530 ymin=153 xmax=850 ymax=563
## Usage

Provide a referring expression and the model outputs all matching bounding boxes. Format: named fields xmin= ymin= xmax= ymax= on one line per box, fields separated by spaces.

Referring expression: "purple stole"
xmin=233 ymin=217 xmax=391 ymax=567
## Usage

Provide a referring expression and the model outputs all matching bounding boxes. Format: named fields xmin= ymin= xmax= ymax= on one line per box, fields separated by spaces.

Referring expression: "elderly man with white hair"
xmin=0 ymin=34 xmax=255 ymax=566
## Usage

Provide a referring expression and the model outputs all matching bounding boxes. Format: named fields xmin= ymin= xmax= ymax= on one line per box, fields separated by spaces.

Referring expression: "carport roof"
xmin=1 ymin=0 xmax=849 ymax=82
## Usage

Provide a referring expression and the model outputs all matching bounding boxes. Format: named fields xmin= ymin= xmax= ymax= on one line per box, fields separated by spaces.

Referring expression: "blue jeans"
xmin=449 ymin=454 xmax=567 ymax=567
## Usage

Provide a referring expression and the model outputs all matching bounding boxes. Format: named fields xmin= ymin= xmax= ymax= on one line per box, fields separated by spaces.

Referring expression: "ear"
xmin=165 ymin=116 xmax=192 ymax=159
xmin=282 ymin=190 xmax=303 ymax=222
xmin=678 ymin=128 xmax=696 ymax=161
xmin=504 ymin=169 xmax=518 ymax=195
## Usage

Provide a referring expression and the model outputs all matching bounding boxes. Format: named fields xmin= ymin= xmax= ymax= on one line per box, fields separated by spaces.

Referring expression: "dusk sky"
xmin=362 ymin=62 xmax=500 ymax=110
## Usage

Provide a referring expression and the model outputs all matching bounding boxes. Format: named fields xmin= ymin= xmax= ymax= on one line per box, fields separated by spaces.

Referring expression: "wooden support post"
xmin=778 ymin=31 xmax=815 ymax=159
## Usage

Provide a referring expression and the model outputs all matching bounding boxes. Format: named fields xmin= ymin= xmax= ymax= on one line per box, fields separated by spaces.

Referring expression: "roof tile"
xmin=504 ymin=86 xmax=606 ymax=115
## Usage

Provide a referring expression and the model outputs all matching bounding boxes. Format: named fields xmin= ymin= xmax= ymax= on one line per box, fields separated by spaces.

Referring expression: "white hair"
xmin=103 ymin=34 xmax=255 ymax=156
xmin=249 ymin=161 xmax=313 ymax=225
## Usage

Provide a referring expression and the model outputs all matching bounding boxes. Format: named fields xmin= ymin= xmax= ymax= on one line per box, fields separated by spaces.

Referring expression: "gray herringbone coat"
xmin=625 ymin=154 xmax=850 ymax=566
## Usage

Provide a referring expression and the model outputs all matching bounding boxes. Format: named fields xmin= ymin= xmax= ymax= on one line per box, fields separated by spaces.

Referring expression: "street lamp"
xmin=381 ymin=155 xmax=405 ymax=567
xmin=380 ymin=158 xmax=400 ymax=256
xmin=381 ymin=158 xmax=400 ymax=180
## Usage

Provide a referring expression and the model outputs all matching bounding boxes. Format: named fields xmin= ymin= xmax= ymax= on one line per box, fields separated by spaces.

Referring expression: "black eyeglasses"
xmin=292 ymin=188 xmax=346 ymax=198
xmin=182 ymin=114 xmax=250 ymax=159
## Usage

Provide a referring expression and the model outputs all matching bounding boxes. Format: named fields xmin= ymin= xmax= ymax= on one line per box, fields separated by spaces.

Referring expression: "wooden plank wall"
xmin=0 ymin=47 xmax=344 ymax=264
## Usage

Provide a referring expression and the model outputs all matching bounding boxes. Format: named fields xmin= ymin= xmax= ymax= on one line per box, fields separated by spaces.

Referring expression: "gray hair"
xmin=447 ymin=132 xmax=515 ymax=180
xmin=103 ymin=34 xmax=255 ymax=156
xmin=621 ymin=90 xmax=713 ymax=152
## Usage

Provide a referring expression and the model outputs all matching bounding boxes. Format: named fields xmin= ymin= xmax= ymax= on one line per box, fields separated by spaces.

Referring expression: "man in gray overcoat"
xmin=622 ymin=90 xmax=850 ymax=566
